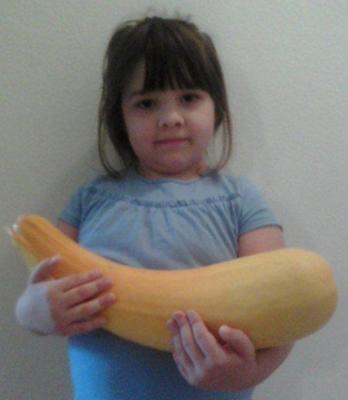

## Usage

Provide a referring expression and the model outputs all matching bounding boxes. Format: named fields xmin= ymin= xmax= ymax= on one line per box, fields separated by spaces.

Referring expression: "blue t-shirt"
xmin=59 ymin=168 xmax=281 ymax=400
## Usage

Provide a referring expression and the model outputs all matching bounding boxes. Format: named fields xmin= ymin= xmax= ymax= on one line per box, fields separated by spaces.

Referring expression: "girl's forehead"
xmin=122 ymin=62 xmax=146 ymax=100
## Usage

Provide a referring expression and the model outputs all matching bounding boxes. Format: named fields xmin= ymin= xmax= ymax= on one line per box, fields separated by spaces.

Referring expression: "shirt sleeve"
xmin=58 ymin=175 xmax=107 ymax=228
xmin=58 ymin=187 xmax=84 ymax=228
xmin=236 ymin=176 xmax=282 ymax=236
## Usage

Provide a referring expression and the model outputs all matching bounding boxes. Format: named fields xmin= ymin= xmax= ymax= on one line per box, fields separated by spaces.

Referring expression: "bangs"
xmin=136 ymin=19 xmax=212 ymax=92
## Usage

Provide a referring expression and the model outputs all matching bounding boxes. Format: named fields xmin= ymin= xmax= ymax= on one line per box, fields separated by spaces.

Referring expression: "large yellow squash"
xmin=9 ymin=214 xmax=337 ymax=351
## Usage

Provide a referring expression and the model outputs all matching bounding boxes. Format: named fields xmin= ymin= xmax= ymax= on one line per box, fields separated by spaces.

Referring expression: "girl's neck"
xmin=135 ymin=163 xmax=209 ymax=181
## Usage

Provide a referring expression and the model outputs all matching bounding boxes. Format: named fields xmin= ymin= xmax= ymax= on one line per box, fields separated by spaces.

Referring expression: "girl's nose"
xmin=158 ymin=108 xmax=184 ymax=128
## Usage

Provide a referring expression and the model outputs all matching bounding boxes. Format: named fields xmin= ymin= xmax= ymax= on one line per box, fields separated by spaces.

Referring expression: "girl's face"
xmin=121 ymin=63 xmax=216 ymax=180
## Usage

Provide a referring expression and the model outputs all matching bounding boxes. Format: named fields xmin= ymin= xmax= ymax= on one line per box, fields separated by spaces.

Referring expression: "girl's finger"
xmin=29 ymin=256 xmax=60 ymax=284
xmin=171 ymin=322 xmax=194 ymax=370
xmin=166 ymin=317 xmax=178 ymax=335
xmin=218 ymin=326 xmax=256 ymax=361
xmin=63 ymin=276 xmax=114 ymax=307
xmin=186 ymin=310 xmax=220 ymax=358
xmin=175 ymin=359 xmax=191 ymax=381
xmin=55 ymin=270 xmax=107 ymax=292
xmin=66 ymin=292 xmax=116 ymax=323
xmin=174 ymin=311 xmax=205 ymax=365
xmin=60 ymin=316 xmax=108 ymax=336
xmin=168 ymin=315 xmax=194 ymax=368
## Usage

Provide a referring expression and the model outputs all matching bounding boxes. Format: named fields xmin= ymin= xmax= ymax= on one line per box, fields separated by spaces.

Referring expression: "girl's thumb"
xmin=218 ymin=325 xmax=255 ymax=360
xmin=29 ymin=255 xmax=60 ymax=284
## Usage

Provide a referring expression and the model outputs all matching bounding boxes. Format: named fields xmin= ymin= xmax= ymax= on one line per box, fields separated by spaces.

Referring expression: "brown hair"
xmin=98 ymin=16 xmax=232 ymax=178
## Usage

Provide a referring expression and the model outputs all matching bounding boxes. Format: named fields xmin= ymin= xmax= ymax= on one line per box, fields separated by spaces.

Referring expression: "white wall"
xmin=1 ymin=1 xmax=347 ymax=399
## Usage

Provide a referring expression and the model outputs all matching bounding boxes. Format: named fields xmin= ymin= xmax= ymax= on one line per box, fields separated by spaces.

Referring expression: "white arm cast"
xmin=15 ymin=259 xmax=56 ymax=335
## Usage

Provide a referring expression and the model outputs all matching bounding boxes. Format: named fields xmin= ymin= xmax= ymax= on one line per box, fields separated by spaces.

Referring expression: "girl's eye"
xmin=182 ymin=93 xmax=199 ymax=103
xmin=135 ymin=99 xmax=155 ymax=110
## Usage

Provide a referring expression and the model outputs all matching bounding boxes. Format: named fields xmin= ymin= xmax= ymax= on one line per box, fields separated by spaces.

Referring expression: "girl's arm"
xmin=56 ymin=219 xmax=79 ymax=241
xmin=237 ymin=225 xmax=294 ymax=386
xmin=237 ymin=225 xmax=285 ymax=257
xmin=167 ymin=226 xmax=294 ymax=392
xmin=15 ymin=221 xmax=116 ymax=336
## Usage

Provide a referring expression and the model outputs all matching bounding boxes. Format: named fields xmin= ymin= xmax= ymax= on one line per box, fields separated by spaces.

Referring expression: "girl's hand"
xmin=166 ymin=310 xmax=257 ymax=392
xmin=16 ymin=256 xmax=116 ymax=336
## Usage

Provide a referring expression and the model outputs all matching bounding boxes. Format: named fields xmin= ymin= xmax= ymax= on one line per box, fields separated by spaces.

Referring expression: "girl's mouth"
xmin=155 ymin=138 xmax=190 ymax=146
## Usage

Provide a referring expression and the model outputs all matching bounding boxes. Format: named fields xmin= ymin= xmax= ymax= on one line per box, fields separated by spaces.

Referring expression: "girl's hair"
xmin=98 ymin=16 xmax=232 ymax=178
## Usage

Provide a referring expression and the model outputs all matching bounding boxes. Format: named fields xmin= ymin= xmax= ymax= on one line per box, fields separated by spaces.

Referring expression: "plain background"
xmin=1 ymin=1 xmax=347 ymax=399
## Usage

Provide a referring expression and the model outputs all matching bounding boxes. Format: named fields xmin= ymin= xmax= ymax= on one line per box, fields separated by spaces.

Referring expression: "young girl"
xmin=15 ymin=16 xmax=293 ymax=400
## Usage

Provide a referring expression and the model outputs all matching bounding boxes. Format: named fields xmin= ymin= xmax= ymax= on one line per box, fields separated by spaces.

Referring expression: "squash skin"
xmin=9 ymin=214 xmax=338 ymax=351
